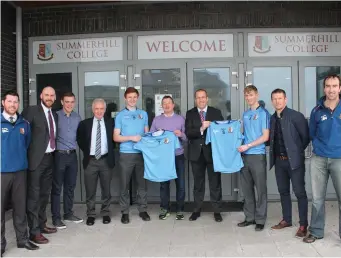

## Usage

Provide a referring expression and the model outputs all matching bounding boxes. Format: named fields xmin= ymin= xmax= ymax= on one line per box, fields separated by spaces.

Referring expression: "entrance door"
xmin=78 ymin=63 xmax=126 ymax=202
xmin=299 ymin=59 xmax=341 ymax=199
xmin=134 ymin=61 xmax=187 ymax=202
xmin=246 ymin=60 xmax=298 ymax=200
xmin=187 ymin=61 xmax=240 ymax=201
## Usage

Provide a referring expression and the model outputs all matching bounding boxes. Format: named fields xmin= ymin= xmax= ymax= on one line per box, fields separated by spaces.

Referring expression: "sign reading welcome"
xmin=248 ymin=32 xmax=341 ymax=57
xmin=138 ymin=34 xmax=234 ymax=59
xmin=33 ymin=37 xmax=123 ymax=64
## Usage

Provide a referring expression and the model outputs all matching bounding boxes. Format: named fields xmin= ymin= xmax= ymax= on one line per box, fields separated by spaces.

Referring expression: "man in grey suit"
xmin=22 ymin=86 xmax=58 ymax=245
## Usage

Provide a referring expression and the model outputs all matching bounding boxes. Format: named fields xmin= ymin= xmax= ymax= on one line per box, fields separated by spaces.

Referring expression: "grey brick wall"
xmin=1 ymin=2 xmax=17 ymax=99
xmin=22 ymin=1 xmax=341 ymax=107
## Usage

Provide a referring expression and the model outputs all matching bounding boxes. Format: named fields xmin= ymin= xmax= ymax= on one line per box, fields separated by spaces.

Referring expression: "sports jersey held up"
xmin=206 ymin=120 xmax=244 ymax=173
xmin=133 ymin=130 xmax=180 ymax=182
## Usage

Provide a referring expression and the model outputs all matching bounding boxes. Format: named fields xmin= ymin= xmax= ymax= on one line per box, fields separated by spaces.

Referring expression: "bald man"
xmin=22 ymin=86 xmax=58 ymax=244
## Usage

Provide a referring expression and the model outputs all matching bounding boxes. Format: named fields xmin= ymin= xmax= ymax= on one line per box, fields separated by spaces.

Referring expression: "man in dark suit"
xmin=185 ymin=89 xmax=224 ymax=222
xmin=77 ymin=98 xmax=115 ymax=226
xmin=22 ymin=86 xmax=58 ymax=245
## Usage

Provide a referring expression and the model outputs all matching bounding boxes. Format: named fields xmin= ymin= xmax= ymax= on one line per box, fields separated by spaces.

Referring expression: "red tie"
xmin=48 ymin=110 xmax=55 ymax=149
xmin=199 ymin=110 xmax=205 ymax=123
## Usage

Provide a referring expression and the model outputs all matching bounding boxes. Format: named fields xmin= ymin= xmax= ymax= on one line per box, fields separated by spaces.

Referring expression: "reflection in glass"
xmin=141 ymin=69 xmax=181 ymax=127
xmin=84 ymin=71 xmax=120 ymax=119
xmin=253 ymin=67 xmax=292 ymax=115
xmin=193 ymin=68 xmax=231 ymax=120
xmin=304 ymin=66 xmax=341 ymax=117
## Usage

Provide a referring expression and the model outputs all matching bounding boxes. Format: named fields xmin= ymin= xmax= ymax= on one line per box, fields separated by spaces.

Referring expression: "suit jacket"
xmin=22 ymin=105 xmax=58 ymax=171
xmin=185 ymin=106 xmax=224 ymax=162
xmin=77 ymin=116 xmax=115 ymax=169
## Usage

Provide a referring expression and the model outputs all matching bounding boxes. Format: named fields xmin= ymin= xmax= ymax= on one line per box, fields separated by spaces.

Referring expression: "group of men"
xmin=1 ymin=74 xmax=340 ymax=256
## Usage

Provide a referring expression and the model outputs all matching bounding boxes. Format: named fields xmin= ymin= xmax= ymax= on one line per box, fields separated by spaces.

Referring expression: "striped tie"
xmin=95 ymin=119 xmax=101 ymax=160
xmin=199 ymin=110 xmax=205 ymax=122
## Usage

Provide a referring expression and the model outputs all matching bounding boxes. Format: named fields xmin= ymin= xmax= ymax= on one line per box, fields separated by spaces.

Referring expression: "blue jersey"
xmin=115 ymin=108 xmax=148 ymax=153
xmin=242 ymin=106 xmax=270 ymax=154
xmin=206 ymin=120 xmax=244 ymax=173
xmin=133 ymin=130 xmax=180 ymax=182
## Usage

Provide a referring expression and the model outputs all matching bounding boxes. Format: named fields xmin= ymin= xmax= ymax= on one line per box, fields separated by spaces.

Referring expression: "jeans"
xmin=309 ymin=154 xmax=341 ymax=238
xmin=51 ymin=152 xmax=78 ymax=221
xmin=274 ymin=158 xmax=308 ymax=226
xmin=160 ymin=154 xmax=185 ymax=212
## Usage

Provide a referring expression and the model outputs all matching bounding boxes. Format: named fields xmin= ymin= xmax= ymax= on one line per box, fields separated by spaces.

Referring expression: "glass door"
xmin=187 ymin=61 xmax=239 ymax=201
xmin=78 ymin=63 xmax=126 ymax=202
xmin=246 ymin=60 xmax=298 ymax=200
xmin=299 ymin=59 xmax=341 ymax=199
xmin=134 ymin=61 xmax=187 ymax=203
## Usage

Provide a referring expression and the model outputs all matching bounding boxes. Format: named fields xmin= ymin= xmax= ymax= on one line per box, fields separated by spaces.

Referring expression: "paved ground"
xmin=2 ymin=201 xmax=340 ymax=257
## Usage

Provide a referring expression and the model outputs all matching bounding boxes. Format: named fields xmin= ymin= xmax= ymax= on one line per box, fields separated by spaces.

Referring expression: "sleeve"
xmin=76 ymin=121 xmax=85 ymax=152
xmin=180 ymin=116 xmax=187 ymax=142
xmin=185 ymin=110 xmax=201 ymax=139
xmin=205 ymin=124 xmax=212 ymax=145
xmin=261 ymin=110 xmax=270 ymax=130
xmin=114 ymin=112 xmax=122 ymax=130
xmin=21 ymin=107 xmax=33 ymax=124
xmin=25 ymin=121 xmax=31 ymax=149
xmin=150 ymin=117 xmax=157 ymax=133
xmin=294 ymin=112 xmax=310 ymax=150
xmin=309 ymin=107 xmax=317 ymax=141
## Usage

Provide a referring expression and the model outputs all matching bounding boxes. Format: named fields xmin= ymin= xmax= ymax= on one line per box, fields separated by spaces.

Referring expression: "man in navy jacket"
xmin=1 ymin=90 xmax=39 ymax=256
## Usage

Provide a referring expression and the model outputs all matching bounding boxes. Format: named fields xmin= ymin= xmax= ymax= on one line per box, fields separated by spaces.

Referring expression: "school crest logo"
xmin=228 ymin=127 xmax=233 ymax=133
xmin=138 ymin=114 xmax=143 ymax=119
xmin=164 ymin=138 xmax=169 ymax=144
xmin=253 ymin=36 xmax=271 ymax=54
xmin=321 ymin=115 xmax=327 ymax=121
xmin=339 ymin=113 xmax=341 ymax=120
xmin=253 ymin=114 xmax=258 ymax=120
xmin=2 ymin=128 xmax=9 ymax=133
xmin=20 ymin=128 xmax=25 ymax=134
xmin=37 ymin=43 xmax=54 ymax=61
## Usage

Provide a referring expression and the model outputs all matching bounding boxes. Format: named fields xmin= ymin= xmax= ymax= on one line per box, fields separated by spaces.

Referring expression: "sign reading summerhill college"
xmin=33 ymin=37 xmax=123 ymax=64
xmin=248 ymin=32 xmax=341 ymax=57
xmin=138 ymin=34 xmax=234 ymax=59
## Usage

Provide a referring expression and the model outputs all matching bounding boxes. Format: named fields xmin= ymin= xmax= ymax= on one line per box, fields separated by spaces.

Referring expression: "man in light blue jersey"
xmin=237 ymin=85 xmax=270 ymax=231
xmin=206 ymin=120 xmax=244 ymax=173
xmin=114 ymin=87 xmax=150 ymax=224
xmin=150 ymin=96 xmax=187 ymax=220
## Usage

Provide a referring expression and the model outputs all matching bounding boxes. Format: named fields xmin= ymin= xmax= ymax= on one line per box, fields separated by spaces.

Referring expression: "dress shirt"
xmin=197 ymin=106 xmax=208 ymax=135
xmin=41 ymin=102 xmax=56 ymax=153
xmin=90 ymin=117 xmax=108 ymax=155
xmin=2 ymin=111 xmax=17 ymax=123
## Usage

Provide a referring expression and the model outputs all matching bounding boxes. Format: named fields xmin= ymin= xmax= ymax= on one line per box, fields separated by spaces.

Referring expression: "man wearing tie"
xmin=22 ymin=86 xmax=58 ymax=244
xmin=185 ymin=89 xmax=224 ymax=222
xmin=77 ymin=98 xmax=115 ymax=226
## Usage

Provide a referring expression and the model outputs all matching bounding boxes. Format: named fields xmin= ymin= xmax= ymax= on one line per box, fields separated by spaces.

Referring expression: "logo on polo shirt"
xmin=2 ymin=128 xmax=9 ymax=133
xmin=164 ymin=138 xmax=169 ymax=144
xmin=20 ymin=128 xmax=25 ymax=134
xmin=253 ymin=114 xmax=258 ymax=120
xmin=339 ymin=113 xmax=341 ymax=119
xmin=228 ymin=127 xmax=233 ymax=133
xmin=321 ymin=115 xmax=328 ymax=121
xmin=138 ymin=114 xmax=143 ymax=119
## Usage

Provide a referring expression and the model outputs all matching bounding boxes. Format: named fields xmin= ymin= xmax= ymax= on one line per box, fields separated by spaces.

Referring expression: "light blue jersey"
xmin=206 ymin=120 xmax=244 ymax=173
xmin=242 ymin=106 xmax=270 ymax=155
xmin=115 ymin=108 xmax=148 ymax=153
xmin=134 ymin=130 xmax=180 ymax=182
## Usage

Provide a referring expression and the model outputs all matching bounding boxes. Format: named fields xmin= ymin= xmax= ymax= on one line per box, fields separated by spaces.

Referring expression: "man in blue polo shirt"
xmin=114 ymin=87 xmax=150 ymax=224
xmin=304 ymin=74 xmax=341 ymax=243
xmin=237 ymin=85 xmax=270 ymax=231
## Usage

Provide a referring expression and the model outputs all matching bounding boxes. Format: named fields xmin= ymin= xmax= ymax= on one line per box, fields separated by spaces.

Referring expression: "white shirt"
xmin=197 ymin=106 xmax=208 ymax=135
xmin=90 ymin=117 xmax=108 ymax=155
xmin=41 ymin=103 xmax=56 ymax=153
xmin=2 ymin=111 xmax=17 ymax=123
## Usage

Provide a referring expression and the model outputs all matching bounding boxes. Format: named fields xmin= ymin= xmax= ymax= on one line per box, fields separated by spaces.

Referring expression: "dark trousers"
xmin=27 ymin=153 xmax=54 ymax=236
xmin=84 ymin=157 xmax=112 ymax=217
xmin=51 ymin=152 xmax=78 ymax=222
xmin=160 ymin=154 xmax=186 ymax=212
xmin=191 ymin=150 xmax=222 ymax=213
xmin=1 ymin=171 xmax=28 ymax=250
xmin=119 ymin=153 xmax=147 ymax=214
xmin=275 ymin=158 xmax=308 ymax=227
xmin=240 ymin=154 xmax=267 ymax=224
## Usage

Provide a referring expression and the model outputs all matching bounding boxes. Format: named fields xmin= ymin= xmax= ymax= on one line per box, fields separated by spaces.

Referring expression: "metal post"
xmin=16 ymin=6 xmax=23 ymax=111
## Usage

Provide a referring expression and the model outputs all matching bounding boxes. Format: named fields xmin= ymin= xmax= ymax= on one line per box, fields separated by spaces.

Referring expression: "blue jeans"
xmin=309 ymin=154 xmax=341 ymax=238
xmin=51 ymin=152 xmax=78 ymax=222
xmin=160 ymin=154 xmax=185 ymax=212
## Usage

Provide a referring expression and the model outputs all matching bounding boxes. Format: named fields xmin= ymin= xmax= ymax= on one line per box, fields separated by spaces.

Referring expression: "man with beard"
xmin=22 ymin=86 xmax=58 ymax=244
xmin=1 ymin=91 xmax=39 ymax=256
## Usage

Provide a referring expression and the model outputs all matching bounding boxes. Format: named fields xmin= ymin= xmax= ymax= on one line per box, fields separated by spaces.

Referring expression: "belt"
xmin=45 ymin=152 xmax=54 ymax=156
xmin=56 ymin=150 xmax=76 ymax=154
xmin=89 ymin=154 xmax=108 ymax=159
xmin=277 ymin=155 xmax=288 ymax=160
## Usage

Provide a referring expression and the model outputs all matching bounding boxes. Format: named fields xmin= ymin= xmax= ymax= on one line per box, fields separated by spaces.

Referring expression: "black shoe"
xmin=1 ymin=249 xmax=4 ymax=257
xmin=53 ymin=219 xmax=66 ymax=229
xmin=121 ymin=214 xmax=130 ymax=224
xmin=139 ymin=212 xmax=151 ymax=221
xmin=255 ymin=224 xmax=265 ymax=231
xmin=214 ymin=213 xmax=223 ymax=222
xmin=103 ymin=216 xmax=111 ymax=224
xmin=189 ymin=212 xmax=201 ymax=221
xmin=86 ymin=217 xmax=95 ymax=226
xmin=237 ymin=220 xmax=256 ymax=227
xmin=17 ymin=241 xmax=39 ymax=250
